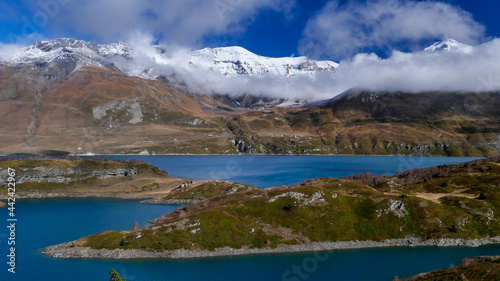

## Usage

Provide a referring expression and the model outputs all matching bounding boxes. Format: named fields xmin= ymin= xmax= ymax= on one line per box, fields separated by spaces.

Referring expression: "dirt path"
xmin=383 ymin=189 xmax=477 ymax=204
xmin=414 ymin=190 xmax=476 ymax=204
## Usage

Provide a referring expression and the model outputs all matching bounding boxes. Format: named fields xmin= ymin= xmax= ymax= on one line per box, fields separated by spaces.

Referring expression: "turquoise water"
xmin=107 ymin=155 xmax=479 ymax=188
xmin=0 ymin=155 xmax=498 ymax=281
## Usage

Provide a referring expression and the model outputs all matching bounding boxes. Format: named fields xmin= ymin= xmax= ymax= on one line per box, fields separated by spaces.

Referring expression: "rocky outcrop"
xmin=92 ymin=99 xmax=143 ymax=124
xmin=493 ymin=135 xmax=500 ymax=151
xmin=173 ymin=118 xmax=208 ymax=126
xmin=234 ymin=140 xmax=257 ymax=154
xmin=43 ymin=236 xmax=500 ymax=260
xmin=0 ymin=166 xmax=137 ymax=185
xmin=268 ymin=191 xmax=326 ymax=205
xmin=386 ymin=200 xmax=408 ymax=218
xmin=133 ymin=222 xmax=139 ymax=231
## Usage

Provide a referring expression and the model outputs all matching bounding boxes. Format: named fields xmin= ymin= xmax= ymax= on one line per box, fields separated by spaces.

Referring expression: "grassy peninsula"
xmin=44 ymin=157 xmax=500 ymax=258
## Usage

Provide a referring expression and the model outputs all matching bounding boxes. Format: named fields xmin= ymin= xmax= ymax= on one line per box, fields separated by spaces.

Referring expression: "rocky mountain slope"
xmin=0 ymin=38 xmax=336 ymax=83
xmin=220 ymin=90 xmax=500 ymax=156
xmin=3 ymin=38 xmax=126 ymax=68
xmin=43 ymin=157 xmax=500 ymax=258
xmin=0 ymin=39 xmax=499 ymax=156
xmin=0 ymin=38 xmax=335 ymax=109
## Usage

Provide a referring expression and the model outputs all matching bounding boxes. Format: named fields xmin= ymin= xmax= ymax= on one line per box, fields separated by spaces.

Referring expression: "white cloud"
xmin=331 ymin=38 xmax=500 ymax=94
xmin=107 ymin=33 xmax=500 ymax=101
xmin=175 ymin=38 xmax=500 ymax=99
xmin=3 ymin=34 xmax=500 ymax=102
xmin=299 ymin=0 xmax=486 ymax=59
xmin=43 ymin=0 xmax=294 ymax=46
xmin=107 ymin=33 xmax=339 ymax=101
xmin=0 ymin=43 xmax=25 ymax=60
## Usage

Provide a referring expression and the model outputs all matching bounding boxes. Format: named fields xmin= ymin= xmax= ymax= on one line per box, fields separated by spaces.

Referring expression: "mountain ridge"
xmin=1 ymin=38 xmax=338 ymax=81
xmin=1 ymin=38 xmax=499 ymax=156
xmin=0 ymin=38 xmax=338 ymax=109
xmin=190 ymin=46 xmax=338 ymax=77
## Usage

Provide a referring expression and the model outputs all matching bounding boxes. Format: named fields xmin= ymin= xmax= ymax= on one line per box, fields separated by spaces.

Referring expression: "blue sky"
xmin=0 ymin=0 xmax=499 ymax=60
xmin=214 ymin=0 xmax=500 ymax=58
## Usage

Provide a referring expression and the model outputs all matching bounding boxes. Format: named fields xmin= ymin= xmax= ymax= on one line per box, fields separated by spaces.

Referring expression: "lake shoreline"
xmin=0 ymin=192 xmax=163 ymax=200
xmin=42 ymin=237 xmax=500 ymax=260
xmin=139 ymin=198 xmax=200 ymax=205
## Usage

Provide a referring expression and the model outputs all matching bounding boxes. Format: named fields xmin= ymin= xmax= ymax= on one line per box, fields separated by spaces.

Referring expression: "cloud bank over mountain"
xmin=120 ymin=36 xmax=500 ymax=100
xmin=2 ymin=35 xmax=500 ymax=101
xmin=107 ymin=33 xmax=340 ymax=100
xmin=333 ymin=38 xmax=500 ymax=94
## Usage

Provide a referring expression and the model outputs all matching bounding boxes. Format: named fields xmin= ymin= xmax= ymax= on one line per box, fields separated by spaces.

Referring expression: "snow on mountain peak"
xmin=98 ymin=42 xmax=131 ymax=59
xmin=424 ymin=39 xmax=473 ymax=53
xmin=190 ymin=46 xmax=338 ymax=77
xmin=4 ymin=38 xmax=337 ymax=80
xmin=6 ymin=38 xmax=131 ymax=66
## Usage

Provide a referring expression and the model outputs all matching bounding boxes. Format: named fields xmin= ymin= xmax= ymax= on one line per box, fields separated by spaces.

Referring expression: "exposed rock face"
xmin=173 ymin=118 xmax=207 ymax=126
xmin=92 ymin=99 xmax=143 ymax=124
xmin=0 ymin=166 xmax=137 ymax=185
xmin=268 ymin=191 xmax=326 ymax=205
xmin=386 ymin=200 xmax=408 ymax=218
xmin=234 ymin=140 xmax=257 ymax=154
xmin=493 ymin=135 xmax=500 ymax=151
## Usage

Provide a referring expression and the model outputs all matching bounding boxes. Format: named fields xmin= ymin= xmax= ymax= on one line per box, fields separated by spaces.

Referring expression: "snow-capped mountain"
xmin=2 ymin=38 xmax=338 ymax=79
xmin=0 ymin=38 xmax=341 ymax=109
xmin=190 ymin=46 xmax=338 ymax=77
xmin=5 ymin=38 xmax=128 ymax=66
xmin=1 ymin=37 xmax=479 ymax=110
xmin=424 ymin=39 xmax=473 ymax=53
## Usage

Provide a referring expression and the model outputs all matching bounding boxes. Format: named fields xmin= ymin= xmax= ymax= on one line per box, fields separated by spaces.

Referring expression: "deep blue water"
xmin=106 ymin=155 xmax=479 ymax=188
xmin=0 ymin=155 xmax=498 ymax=281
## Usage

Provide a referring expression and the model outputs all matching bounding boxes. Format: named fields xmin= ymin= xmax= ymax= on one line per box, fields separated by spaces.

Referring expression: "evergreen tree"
xmin=109 ymin=269 xmax=126 ymax=281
